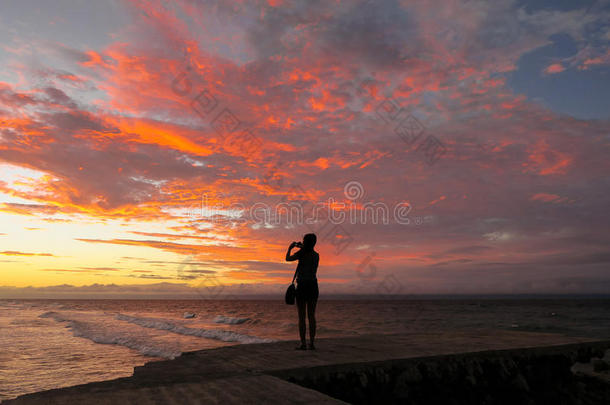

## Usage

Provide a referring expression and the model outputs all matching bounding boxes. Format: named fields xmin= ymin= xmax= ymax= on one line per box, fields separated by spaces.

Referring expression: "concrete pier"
xmin=5 ymin=330 xmax=609 ymax=404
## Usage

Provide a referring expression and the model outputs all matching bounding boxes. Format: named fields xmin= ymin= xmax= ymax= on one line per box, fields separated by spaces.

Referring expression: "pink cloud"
xmin=579 ymin=49 xmax=610 ymax=70
xmin=544 ymin=63 xmax=565 ymax=74
xmin=530 ymin=193 xmax=567 ymax=204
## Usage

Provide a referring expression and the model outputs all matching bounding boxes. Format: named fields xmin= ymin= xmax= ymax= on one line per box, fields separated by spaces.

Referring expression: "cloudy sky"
xmin=1 ymin=0 xmax=609 ymax=297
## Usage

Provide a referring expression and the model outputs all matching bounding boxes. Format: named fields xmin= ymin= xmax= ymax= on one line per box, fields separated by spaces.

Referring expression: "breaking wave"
xmin=116 ymin=313 xmax=273 ymax=344
xmin=40 ymin=311 xmax=181 ymax=359
xmin=213 ymin=315 xmax=251 ymax=324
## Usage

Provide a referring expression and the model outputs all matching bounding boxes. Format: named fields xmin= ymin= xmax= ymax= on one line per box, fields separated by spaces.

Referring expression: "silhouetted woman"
xmin=286 ymin=233 xmax=319 ymax=350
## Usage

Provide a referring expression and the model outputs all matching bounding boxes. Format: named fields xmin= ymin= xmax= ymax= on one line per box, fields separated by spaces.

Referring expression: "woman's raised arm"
xmin=286 ymin=242 xmax=300 ymax=261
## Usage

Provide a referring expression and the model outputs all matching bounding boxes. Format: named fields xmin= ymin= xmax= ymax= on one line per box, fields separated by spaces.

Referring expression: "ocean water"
xmin=1 ymin=298 xmax=609 ymax=402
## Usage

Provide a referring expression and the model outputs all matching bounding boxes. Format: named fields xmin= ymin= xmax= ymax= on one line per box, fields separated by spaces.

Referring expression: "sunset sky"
xmin=1 ymin=0 xmax=609 ymax=297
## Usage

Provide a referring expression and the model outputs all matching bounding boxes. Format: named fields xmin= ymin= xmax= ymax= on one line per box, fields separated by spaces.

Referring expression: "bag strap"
xmin=291 ymin=269 xmax=298 ymax=284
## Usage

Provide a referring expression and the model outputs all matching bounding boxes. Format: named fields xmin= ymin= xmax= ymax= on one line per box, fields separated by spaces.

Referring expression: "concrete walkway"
xmin=4 ymin=330 xmax=601 ymax=404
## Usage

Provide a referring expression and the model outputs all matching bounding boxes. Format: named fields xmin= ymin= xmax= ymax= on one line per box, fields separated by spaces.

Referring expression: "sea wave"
xmin=39 ymin=311 xmax=181 ymax=359
xmin=213 ymin=315 xmax=251 ymax=324
xmin=116 ymin=313 xmax=274 ymax=344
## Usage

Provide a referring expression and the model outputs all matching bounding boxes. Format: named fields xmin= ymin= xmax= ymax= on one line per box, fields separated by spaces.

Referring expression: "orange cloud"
xmin=0 ymin=251 xmax=54 ymax=256
xmin=111 ymin=116 xmax=213 ymax=156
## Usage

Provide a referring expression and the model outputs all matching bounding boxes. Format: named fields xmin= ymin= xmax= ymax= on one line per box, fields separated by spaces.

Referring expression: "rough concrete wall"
xmin=277 ymin=343 xmax=610 ymax=404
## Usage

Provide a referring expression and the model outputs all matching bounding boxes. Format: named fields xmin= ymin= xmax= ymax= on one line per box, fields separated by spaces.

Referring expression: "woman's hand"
xmin=286 ymin=241 xmax=300 ymax=261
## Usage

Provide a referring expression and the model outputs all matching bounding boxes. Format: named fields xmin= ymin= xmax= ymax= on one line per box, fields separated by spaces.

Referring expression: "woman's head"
xmin=302 ymin=233 xmax=317 ymax=250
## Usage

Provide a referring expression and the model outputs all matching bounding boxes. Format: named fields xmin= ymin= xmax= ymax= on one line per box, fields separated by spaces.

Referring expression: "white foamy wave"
xmin=116 ymin=314 xmax=273 ymax=344
xmin=39 ymin=311 xmax=181 ymax=359
xmin=213 ymin=315 xmax=250 ymax=325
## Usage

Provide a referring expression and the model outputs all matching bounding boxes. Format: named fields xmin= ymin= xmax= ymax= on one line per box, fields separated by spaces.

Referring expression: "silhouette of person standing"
xmin=286 ymin=233 xmax=319 ymax=350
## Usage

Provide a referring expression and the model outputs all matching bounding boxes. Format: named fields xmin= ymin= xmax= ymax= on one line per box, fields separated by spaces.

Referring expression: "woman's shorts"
xmin=296 ymin=279 xmax=319 ymax=301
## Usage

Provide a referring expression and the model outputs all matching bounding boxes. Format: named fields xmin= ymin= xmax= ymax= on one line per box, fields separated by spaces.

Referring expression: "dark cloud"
xmin=0 ymin=282 xmax=282 ymax=298
xmin=444 ymin=245 xmax=493 ymax=255
xmin=317 ymin=0 xmax=419 ymax=69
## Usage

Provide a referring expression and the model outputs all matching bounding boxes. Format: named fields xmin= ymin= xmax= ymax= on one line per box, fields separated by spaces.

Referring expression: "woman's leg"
xmin=296 ymin=297 xmax=307 ymax=347
xmin=306 ymin=298 xmax=317 ymax=347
